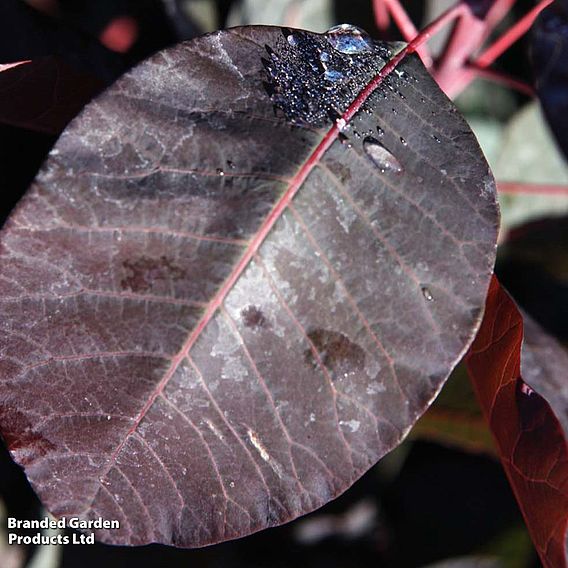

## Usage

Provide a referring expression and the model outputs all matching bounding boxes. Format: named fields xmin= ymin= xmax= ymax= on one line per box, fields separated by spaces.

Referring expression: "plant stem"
xmin=379 ymin=0 xmax=433 ymax=66
xmin=498 ymin=182 xmax=568 ymax=196
xmin=372 ymin=0 xmax=390 ymax=30
xmin=483 ymin=0 xmax=518 ymax=40
xmin=476 ymin=0 xmax=554 ymax=68
xmin=467 ymin=64 xmax=534 ymax=96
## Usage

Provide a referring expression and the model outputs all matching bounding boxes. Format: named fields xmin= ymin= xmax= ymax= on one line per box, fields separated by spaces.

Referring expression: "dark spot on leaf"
xmin=0 ymin=405 xmax=56 ymax=465
xmin=305 ymin=328 xmax=365 ymax=379
xmin=241 ymin=305 xmax=267 ymax=329
xmin=262 ymin=29 xmax=392 ymax=127
xmin=121 ymin=256 xmax=186 ymax=293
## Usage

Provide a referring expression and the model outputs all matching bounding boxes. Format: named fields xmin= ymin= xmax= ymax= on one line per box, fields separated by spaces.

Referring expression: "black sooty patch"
xmin=262 ymin=25 xmax=397 ymax=127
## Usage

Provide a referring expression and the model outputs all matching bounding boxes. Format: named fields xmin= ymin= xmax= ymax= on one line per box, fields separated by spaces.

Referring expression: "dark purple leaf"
xmin=0 ymin=58 xmax=103 ymax=135
xmin=531 ymin=0 xmax=568 ymax=161
xmin=0 ymin=26 xmax=498 ymax=547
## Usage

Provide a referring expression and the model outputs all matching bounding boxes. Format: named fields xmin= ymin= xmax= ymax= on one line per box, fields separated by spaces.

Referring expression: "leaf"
xmin=226 ymin=0 xmax=333 ymax=31
xmin=531 ymin=0 xmax=568 ymax=162
xmin=497 ymin=215 xmax=568 ymax=342
xmin=411 ymin=363 xmax=496 ymax=455
xmin=0 ymin=57 xmax=103 ymax=135
xmin=0 ymin=26 xmax=498 ymax=546
xmin=465 ymin=277 xmax=568 ymax=568
xmin=493 ymin=102 xmax=568 ymax=232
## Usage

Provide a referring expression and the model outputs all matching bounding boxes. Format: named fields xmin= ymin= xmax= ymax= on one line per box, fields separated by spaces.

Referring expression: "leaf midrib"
xmin=88 ymin=38 xmax=414 ymax=511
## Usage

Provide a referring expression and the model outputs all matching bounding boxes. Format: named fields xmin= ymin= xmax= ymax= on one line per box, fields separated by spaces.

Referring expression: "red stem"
xmin=483 ymin=0 xmax=518 ymax=40
xmin=384 ymin=0 xmax=433 ymax=67
xmin=498 ymin=182 xmax=568 ymax=196
xmin=476 ymin=0 xmax=555 ymax=68
xmin=434 ymin=3 xmax=487 ymax=96
xmin=407 ymin=2 xmax=468 ymax=52
xmin=467 ymin=64 xmax=534 ymax=96
xmin=372 ymin=0 xmax=390 ymax=30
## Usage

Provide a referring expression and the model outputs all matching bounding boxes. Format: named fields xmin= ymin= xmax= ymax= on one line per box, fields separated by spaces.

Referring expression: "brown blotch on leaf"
xmin=121 ymin=256 xmax=186 ymax=293
xmin=0 ymin=406 xmax=56 ymax=465
xmin=241 ymin=305 xmax=268 ymax=329
xmin=305 ymin=328 xmax=366 ymax=379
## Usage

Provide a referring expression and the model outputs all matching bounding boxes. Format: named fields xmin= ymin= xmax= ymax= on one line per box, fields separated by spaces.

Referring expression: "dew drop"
xmin=336 ymin=117 xmax=347 ymax=131
xmin=325 ymin=24 xmax=373 ymax=55
xmin=363 ymin=137 xmax=403 ymax=173
xmin=287 ymin=34 xmax=298 ymax=47
xmin=432 ymin=134 xmax=441 ymax=143
xmin=376 ymin=125 xmax=384 ymax=137
xmin=400 ymin=137 xmax=407 ymax=146
xmin=216 ymin=168 xmax=225 ymax=176
xmin=227 ymin=160 xmax=235 ymax=169
xmin=421 ymin=286 xmax=434 ymax=302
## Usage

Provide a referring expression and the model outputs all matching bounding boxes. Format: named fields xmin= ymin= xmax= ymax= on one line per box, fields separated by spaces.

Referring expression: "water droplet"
xmin=336 ymin=117 xmax=347 ymax=131
xmin=400 ymin=137 xmax=407 ymax=146
xmin=376 ymin=126 xmax=384 ymax=137
xmin=227 ymin=160 xmax=235 ymax=169
xmin=324 ymin=69 xmax=344 ymax=82
xmin=421 ymin=286 xmax=434 ymax=301
xmin=363 ymin=137 xmax=403 ymax=173
xmin=287 ymin=34 xmax=298 ymax=47
xmin=325 ymin=24 xmax=373 ymax=55
xmin=216 ymin=168 xmax=225 ymax=176
xmin=432 ymin=134 xmax=441 ymax=143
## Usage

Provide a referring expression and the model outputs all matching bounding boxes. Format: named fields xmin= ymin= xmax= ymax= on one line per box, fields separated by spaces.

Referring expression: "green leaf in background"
xmin=227 ymin=0 xmax=333 ymax=31
xmin=411 ymin=364 xmax=496 ymax=456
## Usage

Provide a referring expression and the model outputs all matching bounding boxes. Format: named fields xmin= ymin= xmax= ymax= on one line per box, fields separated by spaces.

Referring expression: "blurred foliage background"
xmin=2 ymin=0 xmax=568 ymax=566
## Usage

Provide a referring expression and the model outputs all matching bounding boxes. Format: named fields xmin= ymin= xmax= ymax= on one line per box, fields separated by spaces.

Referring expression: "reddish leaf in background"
xmin=0 ymin=57 xmax=102 ymax=134
xmin=466 ymin=277 xmax=568 ymax=568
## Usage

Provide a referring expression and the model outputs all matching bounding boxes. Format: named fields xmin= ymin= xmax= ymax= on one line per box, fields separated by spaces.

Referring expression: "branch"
xmin=467 ymin=64 xmax=534 ymax=96
xmin=476 ymin=0 xmax=555 ymax=68
xmin=498 ymin=182 xmax=568 ymax=196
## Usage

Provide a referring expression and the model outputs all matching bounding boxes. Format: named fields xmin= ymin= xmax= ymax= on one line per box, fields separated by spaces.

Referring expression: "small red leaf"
xmin=466 ymin=277 xmax=568 ymax=568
